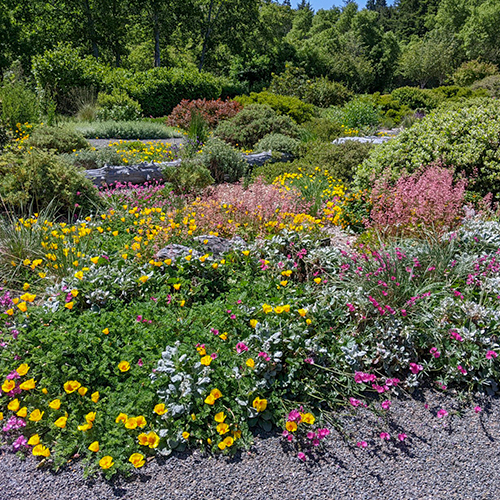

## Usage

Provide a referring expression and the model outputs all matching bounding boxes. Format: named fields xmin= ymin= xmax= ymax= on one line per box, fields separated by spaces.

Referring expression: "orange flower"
xmin=125 ymin=417 xmax=138 ymax=429
xmin=214 ymin=411 xmax=226 ymax=423
xmin=210 ymin=388 xmax=222 ymax=399
xmin=115 ymin=413 xmax=128 ymax=424
xmin=65 ymin=302 xmax=74 ymax=310
xmin=138 ymin=431 xmax=160 ymax=448
xmin=85 ymin=412 xmax=96 ymax=423
xmin=135 ymin=415 xmax=147 ymax=428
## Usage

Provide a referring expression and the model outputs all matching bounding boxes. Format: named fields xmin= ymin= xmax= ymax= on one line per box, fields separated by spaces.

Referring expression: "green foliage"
xmin=472 ymin=75 xmax=500 ymax=98
xmin=32 ymin=44 xmax=106 ymax=115
xmin=390 ymin=86 xmax=440 ymax=111
xmin=0 ymin=81 xmax=40 ymax=129
xmin=268 ymin=66 xmax=353 ymax=107
xmin=187 ymin=111 xmax=209 ymax=143
xmin=372 ymin=93 xmax=412 ymax=125
xmin=236 ymin=91 xmax=315 ymax=124
xmin=199 ymin=137 xmax=247 ymax=183
xmin=26 ymin=126 xmax=90 ymax=154
xmin=162 ymin=159 xmax=214 ymax=195
xmin=0 ymin=123 xmax=10 ymax=149
xmin=73 ymin=121 xmax=183 ymax=140
xmin=105 ymin=68 xmax=224 ymax=117
xmin=61 ymin=148 xmax=123 ymax=170
xmin=254 ymin=133 xmax=299 ymax=155
xmin=0 ymin=149 xmax=100 ymax=214
xmin=452 ymin=59 xmax=499 ymax=87
xmin=429 ymin=85 xmax=488 ymax=101
xmin=301 ymin=117 xmax=344 ymax=142
xmin=96 ymin=90 xmax=142 ymax=122
xmin=341 ymin=97 xmax=381 ymax=130
xmin=215 ymin=104 xmax=300 ymax=150
xmin=356 ymin=99 xmax=500 ymax=198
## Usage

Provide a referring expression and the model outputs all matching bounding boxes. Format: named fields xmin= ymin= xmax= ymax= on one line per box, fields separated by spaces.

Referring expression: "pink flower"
xmin=317 ymin=428 xmax=330 ymax=439
xmin=349 ymin=398 xmax=363 ymax=408
xmin=474 ymin=406 xmax=482 ymax=413
xmin=401 ymin=309 xmax=407 ymax=317
xmin=137 ymin=358 xmax=143 ymax=367
xmin=457 ymin=365 xmax=467 ymax=375
xmin=381 ymin=400 xmax=391 ymax=410
xmin=486 ymin=350 xmax=498 ymax=360
xmin=385 ymin=378 xmax=400 ymax=387
xmin=354 ymin=372 xmax=376 ymax=384
xmin=136 ymin=315 xmax=143 ymax=322
xmin=449 ymin=330 xmax=464 ymax=342
xmin=409 ymin=362 xmax=423 ymax=374
xmin=235 ymin=342 xmax=248 ymax=354
xmin=372 ymin=384 xmax=389 ymax=393
xmin=312 ymin=439 xmax=320 ymax=446
xmin=210 ymin=353 xmax=218 ymax=359
xmin=398 ymin=433 xmax=407 ymax=442
xmin=287 ymin=434 xmax=293 ymax=442
xmin=304 ymin=357 xmax=314 ymax=364
xmin=210 ymin=328 xmax=219 ymax=335
xmin=380 ymin=432 xmax=390 ymax=441
xmin=230 ymin=314 xmax=236 ymax=320
xmin=356 ymin=441 xmax=368 ymax=448
xmin=288 ymin=410 xmax=302 ymax=422
xmin=297 ymin=452 xmax=307 ymax=461
xmin=307 ymin=431 xmax=316 ymax=440
xmin=437 ymin=409 xmax=448 ymax=418
xmin=430 ymin=347 xmax=441 ymax=358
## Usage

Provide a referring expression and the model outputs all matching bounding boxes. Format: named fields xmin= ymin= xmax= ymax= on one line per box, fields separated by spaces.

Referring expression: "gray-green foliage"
xmin=162 ymin=159 xmax=214 ymax=194
xmin=26 ymin=126 xmax=90 ymax=154
xmin=254 ymin=133 xmax=299 ymax=155
xmin=73 ymin=121 xmax=183 ymax=140
xmin=199 ymin=137 xmax=247 ymax=183
xmin=61 ymin=148 xmax=123 ymax=170
xmin=356 ymin=99 xmax=500 ymax=198
xmin=472 ymin=75 xmax=500 ymax=98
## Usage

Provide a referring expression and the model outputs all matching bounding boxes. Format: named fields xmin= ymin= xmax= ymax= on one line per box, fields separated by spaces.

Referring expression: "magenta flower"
xmin=457 ymin=365 xmax=467 ymax=375
xmin=304 ymin=357 xmax=314 ymax=364
xmin=12 ymin=435 xmax=27 ymax=451
xmin=235 ymin=342 xmax=248 ymax=354
xmin=210 ymin=328 xmax=219 ymax=335
xmin=349 ymin=397 xmax=363 ymax=408
xmin=385 ymin=378 xmax=400 ymax=387
xmin=449 ymin=330 xmax=464 ymax=342
xmin=380 ymin=432 xmax=390 ymax=441
xmin=430 ymin=347 xmax=441 ymax=358
xmin=297 ymin=452 xmax=307 ymax=461
xmin=288 ymin=409 xmax=302 ymax=422
xmin=210 ymin=353 xmax=218 ymax=359
xmin=474 ymin=406 xmax=482 ymax=413
xmin=317 ymin=428 xmax=330 ymax=439
xmin=381 ymin=400 xmax=391 ymax=410
xmin=354 ymin=372 xmax=376 ymax=384
xmin=409 ymin=362 xmax=423 ymax=374
xmin=486 ymin=350 xmax=498 ymax=360
xmin=437 ymin=409 xmax=448 ymax=418
xmin=397 ymin=433 xmax=407 ymax=442
xmin=372 ymin=384 xmax=389 ymax=393
xmin=136 ymin=315 xmax=143 ymax=322
xmin=356 ymin=441 xmax=368 ymax=448
xmin=137 ymin=358 xmax=143 ymax=367
xmin=307 ymin=431 xmax=316 ymax=440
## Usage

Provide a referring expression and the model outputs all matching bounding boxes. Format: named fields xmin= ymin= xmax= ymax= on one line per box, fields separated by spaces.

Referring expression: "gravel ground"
xmin=88 ymin=138 xmax=184 ymax=149
xmin=1 ymin=388 xmax=499 ymax=500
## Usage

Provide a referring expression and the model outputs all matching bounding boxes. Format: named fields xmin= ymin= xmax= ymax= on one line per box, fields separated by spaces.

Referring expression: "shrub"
xmin=104 ymin=67 xmax=224 ymax=117
xmin=32 ymin=43 xmax=106 ymax=114
xmin=390 ymin=87 xmax=440 ymax=111
xmin=26 ymin=126 xmax=90 ymax=154
xmin=214 ymin=104 xmax=300 ymax=150
xmin=162 ymin=159 xmax=214 ymax=195
xmin=452 ymin=59 xmax=499 ymax=87
xmin=356 ymin=99 xmax=500 ymax=199
xmin=254 ymin=133 xmax=299 ymax=155
xmin=61 ymin=148 xmax=123 ymax=170
xmin=268 ymin=66 xmax=353 ymax=107
xmin=199 ymin=137 xmax=247 ymax=183
xmin=235 ymin=91 xmax=315 ymax=124
xmin=166 ymin=99 xmax=242 ymax=130
xmin=0 ymin=149 xmax=100 ymax=214
xmin=0 ymin=81 xmax=40 ymax=128
xmin=373 ymin=93 xmax=412 ymax=125
xmin=301 ymin=117 xmax=344 ymax=142
xmin=472 ymin=75 xmax=500 ymax=98
xmin=368 ymin=163 xmax=466 ymax=237
xmin=95 ymin=90 xmax=142 ymax=121
xmin=73 ymin=121 xmax=183 ymax=140
xmin=429 ymin=85 xmax=487 ymax=101
xmin=341 ymin=98 xmax=381 ymax=130
xmin=0 ymin=123 xmax=10 ymax=149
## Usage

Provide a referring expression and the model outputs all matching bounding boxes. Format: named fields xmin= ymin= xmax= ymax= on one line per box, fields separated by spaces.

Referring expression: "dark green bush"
xmin=32 ymin=44 xmax=106 ymax=115
xmin=372 ymin=93 xmax=412 ymax=125
xmin=268 ymin=66 xmax=353 ymax=107
xmin=96 ymin=90 xmax=142 ymax=121
xmin=390 ymin=87 xmax=440 ymax=112
xmin=214 ymin=104 xmax=300 ymax=150
xmin=429 ymin=85 xmax=488 ymax=101
xmin=162 ymin=159 xmax=214 ymax=194
xmin=254 ymin=133 xmax=299 ymax=155
xmin=452 ymin=59 xmax=499 ymax=87
xmin=472 ymin=75 xmax=500 ymax=98
xmin=341 ymin=97 xmax=382 ymax=130
xmin=199 ymin=137 xmax=247 ymax=183
xmin=301 ymin=117 xmax=344 ymax=142
xmin=104 ymin=67 xmax=223 ymax=117
xmin=235 ymin=91 xmax=315 ymax=124
xmin=0 ymin=149 xmax=101 ymax=214
xmin=356 ymin=99 xmax=500 ymax=198
xmin=26 ymin=126 xmax=90 ymax=154
xmin=0 ymin=81 xmax=40 ymax=128
xmin=0 ymin=124 xmax=10 ymax=149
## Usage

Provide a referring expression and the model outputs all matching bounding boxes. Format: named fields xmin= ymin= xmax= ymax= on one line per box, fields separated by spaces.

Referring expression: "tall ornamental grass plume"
xmin=368 ymin=163 xmax=467 ymax=237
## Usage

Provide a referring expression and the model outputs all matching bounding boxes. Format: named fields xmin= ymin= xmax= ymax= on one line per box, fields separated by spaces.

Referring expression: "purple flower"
xmin=12 ymin=435 xmax=27 ymax=451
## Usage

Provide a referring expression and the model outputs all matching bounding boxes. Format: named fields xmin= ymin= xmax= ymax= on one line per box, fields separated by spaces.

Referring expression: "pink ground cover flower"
xmin=486 ymin=350 xmax=498 ymax=360
xmin=474 ymin=406 xmax=482 ymax=413
xmin=354 ymin=372 xmax=377 ymax=384
xmin=381 ymin=400 xmax=391 ymax=410
xmin=356 ymin=441 xmax=368 ymax=448
xmin=398 ymin=433 xmax=408 ymax=442
xmin=430 ymin=347 xmax=441 ymax=358
xmin=409 ymin=362 xmax=423 ymax=374
xmin=437 ymin=409 xmax=448 ymax=418
xmin=457 ymin=365 xmax=467 ymax=375
xmin=235 ymin=342 xmax=248 ymax=354
xmin=380 ymin=432 xmax=390 ymax=440
xmin=297 ymin=452 xmax=307 ymax=461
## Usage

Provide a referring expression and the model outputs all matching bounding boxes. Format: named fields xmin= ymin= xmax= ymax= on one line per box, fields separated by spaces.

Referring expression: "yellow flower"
xmin=32 ymin=444 xmax=50 ymax=457
xmin=298 ymin=308 xmax=307 ymax=317
xmin=218 ymin=436 xmax=234 ymax=450
xmin=78 ymin=422 xmax=93 ymax=431
xmin=182 ymin=431 xmax=190 ymax=440
xmin=191 ymin=413 xmax=196 ymax=421
xmin=65 ymin=301 xmax=74 ymax=310
xmin=64 ymin=380 xmax=81 ymax=394
xmin=99 ymin=456 xmax=114 ymax=470
xmin=49 ymin=399 xmax=61 ymax=410
xmin=246 ymin=358 xmax=255 ymax=368
xmin=90 ymin=256 xmax=99 ymax=264
xmin=29 ymin=409 xmax=44 ymax=422
xmin=274 ymin=306 xmax=284 ymax=314
xmin=88 ymin=441 xmax=99 ymax=452
xmin=2 ymin=379 xmax=15 ymax=393
xmin=233 ymin=430 xmax=242 ymax=439
xmin=129 ymin=453 xmax=145 ymax=468
xmin=138 ymin=431 xmax=160 ymax=448
xmin=249 ymin=319 xmax=258 ymax=328
xmin=173 ymin=283 xmax=181 ymax=291
xmin=54 ymin=416 xmax=67 ymax=428
xmin=17 ymin=407 xmax=28 ymax=418
xmin=219 ymin=333 xmax=227 ymax=340
xmin=85 ymin=412 xmax=96 ymax=423
xmin=91 ymin=391 xmax=100 ymax=403
xmin=102 ymin=328 xmax=109 ymax=335
xmin=78 ymin=386 xmax=88 ymax=396
xmin=286 ymin=421 xmax=298 ymax=432
xmin=8 ymin=399 xmax=20 ymax=411
xmin=252 ymin=397 xmax=267 ymax=413
xmin=216 ymin=423 xmax=229 ymax=435
xmin=314 ymin=277 xmax=321 ymax=284
xmin=125 ymin=417 xmax=138 ymax=429
xmin=306 ymin=318 xmax=312 ymax=324
xmin=70 ymin=289 xmax=78 ymax=298
xmin=5 ymin=308 xmax=13 ymax=316
xmin=19 ymin=378 xmax=35 ymax=391
xmin=214 ymin=411 xmax=226 ymax=423
xmin=200 ymin=355 xmax=212 ymax=366
xmin=135 ymin=415 xmax=147 ymax=428
xmin=242 ymin=250 xmax=250 ymax=256
xmin=204 ymin=394 xmax=215 ymax=405
xmin=115 ymin=413 xmax=128 ymax=424
xmin=280 ymin=281 xmax=288 ymax=287
xmin=75 ymin=271 xmax=84 ymax=280
xmin=212 ymin=263 xmax=218 ymax=269
xmin=20 ymin=293 xmax=36 ymax=303
xmin=41 ymin=388 xmax=48 ymax=395
xmin=211 ymin=388 xmax=222 ymax=399
xmin=118 ymin=361 xmax=130 ymax=372
xmin=17 ymin=302 xmax=27 ymax=312
xmin=138 ymin=275 xmax=149 ymax=284
xmin=16 ymin=363 xmax=29 ymax=376
xmin=262 ymin=304 xmax=273 ymax=314
xmin=28 ymin=434 xmax=40 ymax=446
xmin=301 ymin=412 xmax=315 ymax=424
xmin=282 ymin=305 xmax=290 ymax=312
xmin=153 ymin=403 xmax=166 ymax=415
xmin=23 ymin=282 xmax=30 ymax=291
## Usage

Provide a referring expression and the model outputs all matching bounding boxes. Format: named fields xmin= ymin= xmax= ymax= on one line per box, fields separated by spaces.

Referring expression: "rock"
xmin=193 ymin=235 xmax=246 ymax=256
xmin=156 ymin=244 xmax=201 ymax=261
xmin=331 ymin=136 xmax=393 ymax=145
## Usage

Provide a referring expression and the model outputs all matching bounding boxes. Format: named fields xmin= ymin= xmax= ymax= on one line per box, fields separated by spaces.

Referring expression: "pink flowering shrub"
xmin=369 ymin=163 xmax=467 ymax=237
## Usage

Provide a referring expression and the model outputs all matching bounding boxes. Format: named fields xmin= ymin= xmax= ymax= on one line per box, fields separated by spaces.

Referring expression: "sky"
xmin=307 ymin=1 xmax=395 ymax=11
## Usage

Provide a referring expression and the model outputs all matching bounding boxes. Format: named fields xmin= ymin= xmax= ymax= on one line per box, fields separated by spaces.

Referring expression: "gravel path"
xmin=1 ymin=388 xmax=499 ymax=500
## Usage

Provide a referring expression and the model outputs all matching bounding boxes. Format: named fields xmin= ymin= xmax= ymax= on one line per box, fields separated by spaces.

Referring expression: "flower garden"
xmin=1 ymin=94 xmax=500 ymax=479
